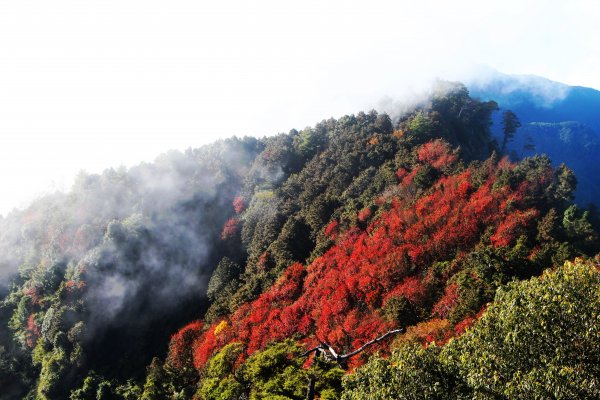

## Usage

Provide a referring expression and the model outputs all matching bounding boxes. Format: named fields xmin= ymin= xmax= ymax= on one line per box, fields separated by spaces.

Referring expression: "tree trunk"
xmin=305 ymin=375 xmax=316 ymax=400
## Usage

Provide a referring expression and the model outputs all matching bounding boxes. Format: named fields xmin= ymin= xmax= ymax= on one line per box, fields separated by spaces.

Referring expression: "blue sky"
xmin=1 ymin=0 xmax=599 ymax=215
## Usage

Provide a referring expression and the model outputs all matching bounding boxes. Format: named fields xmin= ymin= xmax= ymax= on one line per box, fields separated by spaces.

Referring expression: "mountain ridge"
xmin=469 ymin=70 xmax=600 ymax=205
xmin=0 ymin=81 xmax=598 ymax=399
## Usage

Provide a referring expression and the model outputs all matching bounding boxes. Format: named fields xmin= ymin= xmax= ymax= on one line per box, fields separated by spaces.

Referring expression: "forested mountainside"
xmin=470 ymin=72 xmax=600 ymax=205
xmin=0 ymin=83 xmax=598 ymax=399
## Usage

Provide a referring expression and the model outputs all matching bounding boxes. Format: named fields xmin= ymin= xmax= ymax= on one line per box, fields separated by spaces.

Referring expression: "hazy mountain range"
xmin=470 ymin=71 xmax=600 ymax=205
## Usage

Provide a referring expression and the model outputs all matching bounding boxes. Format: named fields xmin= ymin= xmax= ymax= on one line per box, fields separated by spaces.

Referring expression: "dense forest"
xmin=0 ymin=82 xmax=598 ymax=399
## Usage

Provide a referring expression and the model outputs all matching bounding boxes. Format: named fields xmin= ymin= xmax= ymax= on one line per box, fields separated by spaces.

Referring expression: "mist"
xmin=2 ymin=1 xmax=600 ymax=217
xmin=0 ymin=138 xmax=266 ymax=382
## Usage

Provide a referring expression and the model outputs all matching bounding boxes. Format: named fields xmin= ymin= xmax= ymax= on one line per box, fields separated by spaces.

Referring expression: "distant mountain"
xmin=469 ymin=72 xmax=600 ymax=205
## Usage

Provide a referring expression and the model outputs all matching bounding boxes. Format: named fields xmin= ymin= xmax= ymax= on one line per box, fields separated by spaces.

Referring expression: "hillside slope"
xmin=0 ymin=83 xmax=598 ymax=399
xmin=470 ymin=71 xmax=600 ymax=205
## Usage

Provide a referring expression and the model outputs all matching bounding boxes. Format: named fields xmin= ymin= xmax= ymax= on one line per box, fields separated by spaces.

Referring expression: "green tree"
xmin=444 ymin=258 xmax=600 ymax=399
xmin=198 ymin=343 xmax=245 ymax=400
xmin=141 ymin=358 xmax=168 ymax=400
xmin=501 ymin=110 xmax=521 ymax=152
xmin=207 ymin=258 xmax=242 ymax=302
xmin=343 ymin=259 xmax=600 ymax=400
xmin=240 ymin=340 xmax=307 ymax=399
xmin=342 ymin=343 xmax=468 ymax=400
xmin=197 ymin=339 xmax=343 ymax=400
xmin=36 ymin=346 xmax=69 ymax=399
xmin=549 ymin=164 xmax=577 ymax=205
xmin=69 ymin=372 xmax=101 ymax=400
xmin=562 ymin=205 xmax=598 ymax=252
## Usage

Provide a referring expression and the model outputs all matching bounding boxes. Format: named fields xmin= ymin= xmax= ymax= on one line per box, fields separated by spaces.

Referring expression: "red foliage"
xmin=193 ymin=326 xmax=218 ymax=369
xmin=26 ymin=314 xmax=40 ymax=348
xmin=324 ymin=220 xmax=339 ymax=239
xmin=71 ymin=226 xmax=96 ymax=255
xmin=396 ymin=167 xmax=409 ymax=181
xmin=256 ymin=251 xmax=272 ymax=272
xmin=384 ymin=276 xmax=428 ymax=306
xmin=185 ymin=140 xmax=550 ymax=370
xmin=233 ymin=196 xmax=246 ymax=214
xmin=453 ymin=305 xmax=488 ymax=336
xmin=221 ymin=218 xmax=239 ymax=240
xmin=432 ymin=284 xmax=460 ymax=318
xmin=400 ymin=167 xmax=420 ymax=187
xmin=168 ymin=320 xmax=203 ymax=370
xmin=357 ymin=208 xmax=373 ymax=223
xmin=453 ymin=315 xmax=476 ymax=336
xmin=23 ymin=286 xmax=41 ymax=305
xmin=190 ymin=264 xmax=307 ymax=366
xmin=491 ymin=208 xmax=539 ymax=247
xmin=417 ymin=139 xmax=458 ymax=169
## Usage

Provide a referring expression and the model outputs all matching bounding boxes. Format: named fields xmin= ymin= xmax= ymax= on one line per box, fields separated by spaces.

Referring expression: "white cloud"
xmin=1 ymin=1 xmax=599 ymax=215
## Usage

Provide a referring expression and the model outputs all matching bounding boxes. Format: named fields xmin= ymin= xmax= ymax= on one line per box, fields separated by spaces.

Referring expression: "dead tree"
xmin=302 ymin=328 xmax=403 ymax=400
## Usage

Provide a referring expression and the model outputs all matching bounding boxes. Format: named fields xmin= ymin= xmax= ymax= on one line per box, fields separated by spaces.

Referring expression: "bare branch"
xmin=301 ymin=345 xmax=323 ymax=357
xmin=322 ymin=342 xmax=339 ymax=359
xmin=302 ymin=329 xmax=403 ymax=363
xmin=338 ymin=328 xmax=403 ymax=360
xmin=300 ymin=329 xmax=403 ymax=400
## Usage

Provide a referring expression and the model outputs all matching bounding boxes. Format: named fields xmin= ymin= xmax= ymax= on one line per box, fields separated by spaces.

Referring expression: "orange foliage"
xmin=65 ymin=280 xmax=86 ymax=293
xmin=395 ymin=319 xmax=451 ymax=346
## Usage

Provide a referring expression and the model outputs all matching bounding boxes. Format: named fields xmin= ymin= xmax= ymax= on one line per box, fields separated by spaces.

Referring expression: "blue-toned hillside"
xmin=470 ymin=72 xmax=600 ymax=205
